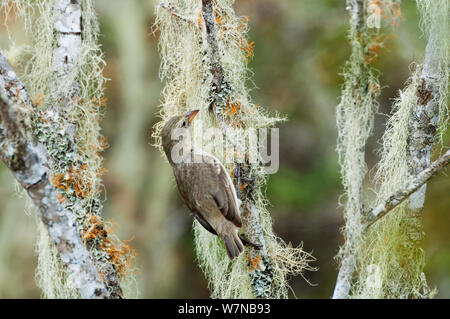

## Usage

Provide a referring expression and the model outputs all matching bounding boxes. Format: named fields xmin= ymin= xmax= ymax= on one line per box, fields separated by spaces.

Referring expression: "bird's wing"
xmin=199 ymin=153 xmax=242 ymax=228
xmin=175 ymin=152 xmax=242 ymax=229
xmin=193 ymin=213 xmax=217 ymax=235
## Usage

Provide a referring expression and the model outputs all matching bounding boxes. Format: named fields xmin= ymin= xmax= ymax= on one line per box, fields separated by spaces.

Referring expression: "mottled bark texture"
xmin=406 ymin=13 xmax=444 ymax=212
xmin=49 ymin=0 xmax=123 ymax=298
xmin=201 ymin=0 xmax=226 ymax=116
xmin=0 ymin=0 xmax=123 ymax=298
xmin=0 ymin=54 xmax=110 ymax=299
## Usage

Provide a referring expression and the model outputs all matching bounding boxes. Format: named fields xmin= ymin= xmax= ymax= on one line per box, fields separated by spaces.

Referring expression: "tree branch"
xmin=364 ymin=149 xmax=450 ymax=228
xmin=160 ymin=3 xmax=195 ymax=25
xmin=201 ymin=0 xmax=226 ymax=116
xmin=0 ymin=54 xmax=111 ymax=299
xmin=406 ymin=1 xmax=446 ymax=212
xmin=50 ymin=0 xmax=124 ymax=298
xmin=332 ymin=0 xmax=368 ymax=300
xmin=200 ymin=0 xmax=272 ymax=297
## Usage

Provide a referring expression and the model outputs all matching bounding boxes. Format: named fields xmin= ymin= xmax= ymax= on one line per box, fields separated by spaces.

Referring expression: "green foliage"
xmin=268 ymin=158 xmax=340 ymax=210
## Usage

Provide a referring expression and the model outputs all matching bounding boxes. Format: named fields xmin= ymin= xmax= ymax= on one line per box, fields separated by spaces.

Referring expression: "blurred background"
xmin=0 ymin=0 xmax=449 ymax=298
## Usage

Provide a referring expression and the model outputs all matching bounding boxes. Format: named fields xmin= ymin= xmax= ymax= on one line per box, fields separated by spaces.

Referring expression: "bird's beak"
xmin=185 ymin=110 xmax=199 ymax=124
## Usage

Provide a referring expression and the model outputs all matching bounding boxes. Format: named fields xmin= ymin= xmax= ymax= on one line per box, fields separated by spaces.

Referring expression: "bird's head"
xmin=161 ymin=110 xmax=199 ymax=160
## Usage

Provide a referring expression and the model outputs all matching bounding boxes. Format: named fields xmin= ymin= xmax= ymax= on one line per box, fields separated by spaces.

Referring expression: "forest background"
xmin=0 ymin=0 xmax=448 ymax=298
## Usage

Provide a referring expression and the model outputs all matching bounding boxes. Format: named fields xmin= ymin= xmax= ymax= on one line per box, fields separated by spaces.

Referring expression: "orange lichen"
xmin=241 ymin=40 xmax=255 ymax=62
xmin=369 ymin=83 xmax=380 ymax=95
xmin=247 ymin=255 xmax=262 ymax=272
xmin=215 ymin=14 xmax=222 ymax=25
xmin=72 ymin=96 xmax=107 ymax=107
xmin=96 ymin=137 xmax=109 ymax=154
xmin=91 ymin=96 xmax=108 ymax=107
xmin=31 ymin=93 xmax=45 ymax=107
xmin=82 ymin=215 xmax=107 ymax=241
xmin=56 ymin=193 xmax=66 ymax=204
xmin=97 ymin=167 xmax=107 ymax=178
xmin=365 ymin=34 xmax=395 ymax=64
xmin=225 ymin=99 xmax=255 ymax=120
xmin=226 ymin=100 xmax=241 ymax=116
xmin=50 ymin=165 xmax=93 ymax=198
xmin=50 ymin=173 xmax=72 ymax=191
xmin=389 ymin=3 xmax=402 ymax=26
xmin=238 ymin=16 xmax=249 ymax=31
xmin=82 ymin=215 xmax=137 ymax=278
xmin=368 ymin=0 xmax=402 ymax=27
xmin=198 ymin=10 xmax=203 ymax=29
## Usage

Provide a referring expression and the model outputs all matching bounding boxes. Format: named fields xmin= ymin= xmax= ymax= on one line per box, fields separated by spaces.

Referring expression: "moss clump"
xmin=154 ymin=0 xmax=315 ymax=299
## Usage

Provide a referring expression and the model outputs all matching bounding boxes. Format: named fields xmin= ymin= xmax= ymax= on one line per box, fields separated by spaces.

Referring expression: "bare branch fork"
xmin=332 ymin=146 xmax=450 ymax=299
xmin=0 ymin=55 xmax=110 ymax=299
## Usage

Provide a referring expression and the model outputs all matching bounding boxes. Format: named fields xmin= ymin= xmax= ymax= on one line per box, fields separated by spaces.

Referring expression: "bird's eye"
xmin=181 ymin=120 xmax=186 ymax=128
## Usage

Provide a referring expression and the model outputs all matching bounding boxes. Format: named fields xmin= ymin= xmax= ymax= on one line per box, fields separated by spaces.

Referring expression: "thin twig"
xmin=364 ymin=149 xmax=450 ymax=229
xmin=160 ymin=3 xmax=195 ymax=25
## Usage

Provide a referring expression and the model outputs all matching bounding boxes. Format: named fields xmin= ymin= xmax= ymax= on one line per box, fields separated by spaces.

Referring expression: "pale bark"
xmin=406 ymin=9 xmax=444 ymax=212
xmin=50 ymin=0 xmax=123 ymax=298
xmin=0 ymin=55 xmax=110 ymax=299
xmin=364 ymin=149 xmax=450 ymax=228
xmin=0 ymin=0 xmax=123 ymax=298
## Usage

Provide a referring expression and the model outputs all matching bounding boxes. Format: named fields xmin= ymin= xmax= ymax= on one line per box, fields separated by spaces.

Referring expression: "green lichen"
xmin=1 ymin=0 xmax=135 ymax=298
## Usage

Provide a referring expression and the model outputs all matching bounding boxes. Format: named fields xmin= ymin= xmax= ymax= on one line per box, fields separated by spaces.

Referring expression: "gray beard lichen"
xmin=337 ymin=0 xmax=447 ymax=299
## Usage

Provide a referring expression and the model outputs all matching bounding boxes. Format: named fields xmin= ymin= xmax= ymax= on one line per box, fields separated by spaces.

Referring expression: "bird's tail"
xmin=221 ymin=232 xmax=244 ymax=260
xmin=221 ymin=233 xmax=263 ymax=260
xmin=238 ymin=234 xmax=263 ymax=250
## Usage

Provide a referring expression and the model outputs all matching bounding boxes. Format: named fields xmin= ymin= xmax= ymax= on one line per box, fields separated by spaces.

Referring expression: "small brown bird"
xmin=161 ymin=110 xmax=246 ymax=259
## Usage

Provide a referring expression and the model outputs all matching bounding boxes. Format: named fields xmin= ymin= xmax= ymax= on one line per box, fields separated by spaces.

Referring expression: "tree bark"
xmin=406 ymin=5 xmax=445 ymax=212
xmin=0 ymin=55 xmax=110 ymax=299
xmin=200 ymin=0 xmax=271 ymax=298
xmin=364 ymin=149 xmax=450 ymax=228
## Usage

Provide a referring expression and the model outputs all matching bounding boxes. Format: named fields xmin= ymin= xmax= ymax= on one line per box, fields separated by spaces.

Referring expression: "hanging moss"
xmin=416 ymin=0 xmax=449 ymax=142
xmin=352 ymin=68 xmax=432 ymax=298
xmin=351 ymin=0 xmax=448 ymax=299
